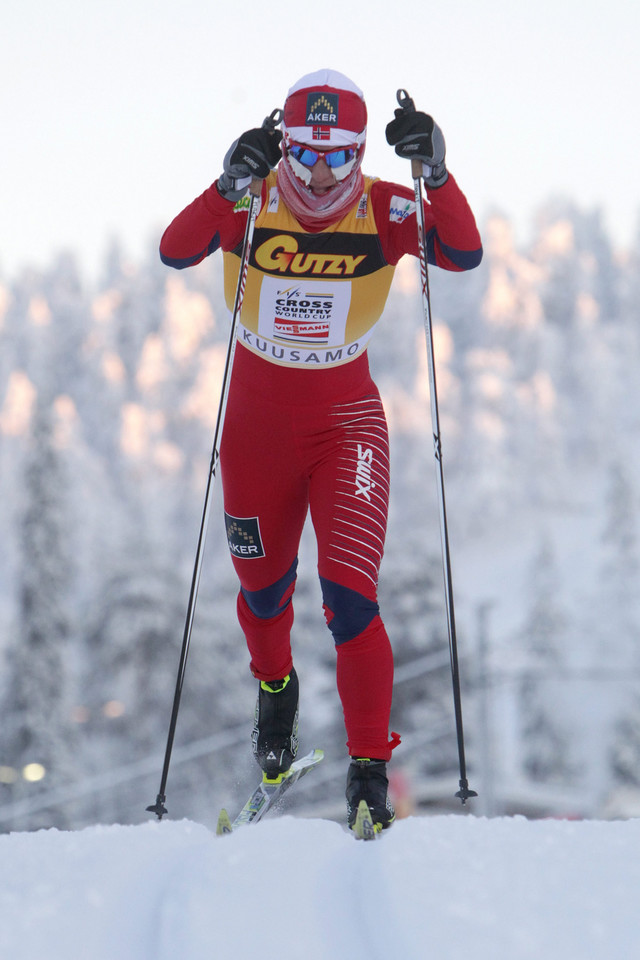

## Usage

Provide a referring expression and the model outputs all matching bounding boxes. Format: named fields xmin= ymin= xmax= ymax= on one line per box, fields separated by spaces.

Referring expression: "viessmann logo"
xmin=255 ymin=234 xmax=365 ymax=276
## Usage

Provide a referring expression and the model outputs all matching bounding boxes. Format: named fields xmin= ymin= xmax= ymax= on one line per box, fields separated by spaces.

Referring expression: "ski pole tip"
xmin=455 ymin=780 xmax=478 ymax=805
xmin=146 ymin=796 xmax=168 ymax=819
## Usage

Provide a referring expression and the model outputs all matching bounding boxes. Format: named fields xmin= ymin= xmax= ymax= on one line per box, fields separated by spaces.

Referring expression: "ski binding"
xmin=217 ymin=748 xmax=324 ymax=834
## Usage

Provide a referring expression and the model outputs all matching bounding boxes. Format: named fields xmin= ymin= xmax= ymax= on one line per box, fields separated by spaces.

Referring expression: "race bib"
xmin=258 ymin=276 xmax=352 ymax=348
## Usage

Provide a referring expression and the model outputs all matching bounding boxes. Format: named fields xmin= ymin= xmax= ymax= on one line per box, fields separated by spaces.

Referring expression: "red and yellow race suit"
xmin=160 ymin=169 xmax=482 ymax=760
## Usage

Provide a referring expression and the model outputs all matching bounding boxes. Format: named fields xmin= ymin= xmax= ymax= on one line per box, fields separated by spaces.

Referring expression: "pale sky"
xmin=2 ymin=0 xmax=638 ymax=282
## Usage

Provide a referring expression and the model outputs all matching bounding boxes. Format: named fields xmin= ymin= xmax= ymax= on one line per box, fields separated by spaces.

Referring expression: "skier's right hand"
xmin=217 ymin=126 xmax=283 ymax=201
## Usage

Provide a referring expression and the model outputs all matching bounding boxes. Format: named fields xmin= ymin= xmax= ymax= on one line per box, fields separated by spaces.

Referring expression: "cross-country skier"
xmin=160 ymin=69 xmax=482 ymax=832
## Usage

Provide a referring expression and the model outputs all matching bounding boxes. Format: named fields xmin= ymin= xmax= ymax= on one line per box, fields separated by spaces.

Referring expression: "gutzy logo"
xmin=255 ymin=234 xmax=365 ymax=276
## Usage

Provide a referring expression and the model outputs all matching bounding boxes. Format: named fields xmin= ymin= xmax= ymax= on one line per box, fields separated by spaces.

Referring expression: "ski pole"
xmin=393 ymin=89 xmax=477 ymax=804
xmin=147 ymin=109 xmax=283 ymax=819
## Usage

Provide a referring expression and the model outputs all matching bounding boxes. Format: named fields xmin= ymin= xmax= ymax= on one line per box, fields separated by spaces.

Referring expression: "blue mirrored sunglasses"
xmin=288 ymin=143 xmax=358 ymax=169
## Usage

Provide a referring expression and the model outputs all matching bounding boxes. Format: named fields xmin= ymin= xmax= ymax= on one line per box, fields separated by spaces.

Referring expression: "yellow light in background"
xmin=0 ymin=766 xmax=18 ymax=784
xmin=22 ymin=763 xmax=46 ymax=782
xmin=102 ymin=700 xmax=125 ymax=719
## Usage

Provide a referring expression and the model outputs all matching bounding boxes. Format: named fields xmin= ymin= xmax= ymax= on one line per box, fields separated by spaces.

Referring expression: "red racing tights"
xmin=220 ymin=344 xmax=395 ymax=761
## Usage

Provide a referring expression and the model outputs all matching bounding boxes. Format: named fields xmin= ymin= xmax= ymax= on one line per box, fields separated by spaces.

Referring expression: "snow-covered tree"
xmin=518 ymin=537 xmax=574 ymax=784
xmin=601 ymin=461 xmax=640 ymax=790
xmin=610 ymin=694 xmax=640 ymax=788
xmin=0 ymin=393 xmax=76 ymax=828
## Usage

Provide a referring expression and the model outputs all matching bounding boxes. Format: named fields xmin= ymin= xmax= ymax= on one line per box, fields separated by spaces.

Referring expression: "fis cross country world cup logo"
xmin=273 ymin=286 xmax=334 ymax=345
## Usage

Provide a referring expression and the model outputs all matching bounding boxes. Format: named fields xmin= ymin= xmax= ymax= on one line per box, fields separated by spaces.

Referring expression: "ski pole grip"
xmin=396 ymin=88 xmax=416 ymax=114
xmin=394 ymin=91 xmax=423 ymax=180
xmin=263 ymin=107 xmax=284 ymax=131
xmin=250 ymin=107 xmax=284 ymax=194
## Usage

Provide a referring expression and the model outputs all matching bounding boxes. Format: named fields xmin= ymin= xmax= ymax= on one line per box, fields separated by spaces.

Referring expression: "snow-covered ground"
xmin=2 ymin=812 xmax=639 ymax=960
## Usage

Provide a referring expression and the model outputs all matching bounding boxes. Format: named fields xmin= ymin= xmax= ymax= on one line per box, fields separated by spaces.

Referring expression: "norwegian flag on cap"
xmin=283 ymin=68 xmax=367 ymax=148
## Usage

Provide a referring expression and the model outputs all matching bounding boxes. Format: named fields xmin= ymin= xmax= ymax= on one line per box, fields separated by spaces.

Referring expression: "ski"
xmin=353 ymin=799 xmax=378 ymax=840
xmin=215 ymin=808 xmax=232 ymax=836
xmin=217 ymin=748 xmax=324 ymax=834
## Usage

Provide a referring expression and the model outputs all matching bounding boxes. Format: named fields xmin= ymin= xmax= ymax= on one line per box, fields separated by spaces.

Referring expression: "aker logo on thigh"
xmin=224 ymin=514 xmax=265 ymax=558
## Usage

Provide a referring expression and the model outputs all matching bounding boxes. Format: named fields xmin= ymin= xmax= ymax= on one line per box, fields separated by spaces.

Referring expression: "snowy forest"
xmin=0 ymin=197 xmax=639 ymax=834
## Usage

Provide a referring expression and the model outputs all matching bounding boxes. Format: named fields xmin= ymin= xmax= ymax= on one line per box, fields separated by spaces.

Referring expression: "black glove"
xmin=217 ymin=126 xmax=283 ymax=201
xmin=385 ymin=109 xmax=448 ymax=188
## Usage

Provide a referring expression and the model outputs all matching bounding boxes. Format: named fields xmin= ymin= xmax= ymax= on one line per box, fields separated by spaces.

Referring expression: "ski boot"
xmin=252 ymin=668 xmax=299 ymax=780
xmin=346 ymin=758 xmax=395 ymax=833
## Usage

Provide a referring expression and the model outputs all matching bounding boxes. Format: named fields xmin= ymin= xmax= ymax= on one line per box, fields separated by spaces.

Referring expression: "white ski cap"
xmin=283 ymin=69 xmax=367 ymax=147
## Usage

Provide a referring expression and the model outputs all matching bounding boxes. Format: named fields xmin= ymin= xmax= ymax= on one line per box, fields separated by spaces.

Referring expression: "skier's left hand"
xmin=385 ymin=110 xmax=448 ymax=188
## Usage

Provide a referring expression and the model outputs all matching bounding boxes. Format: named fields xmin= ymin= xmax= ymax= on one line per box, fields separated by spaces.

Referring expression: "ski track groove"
xmin=145 ymin=817 xmax=418 ymax=960
xmin=314 ymin=826 xmax=421 ymax=960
